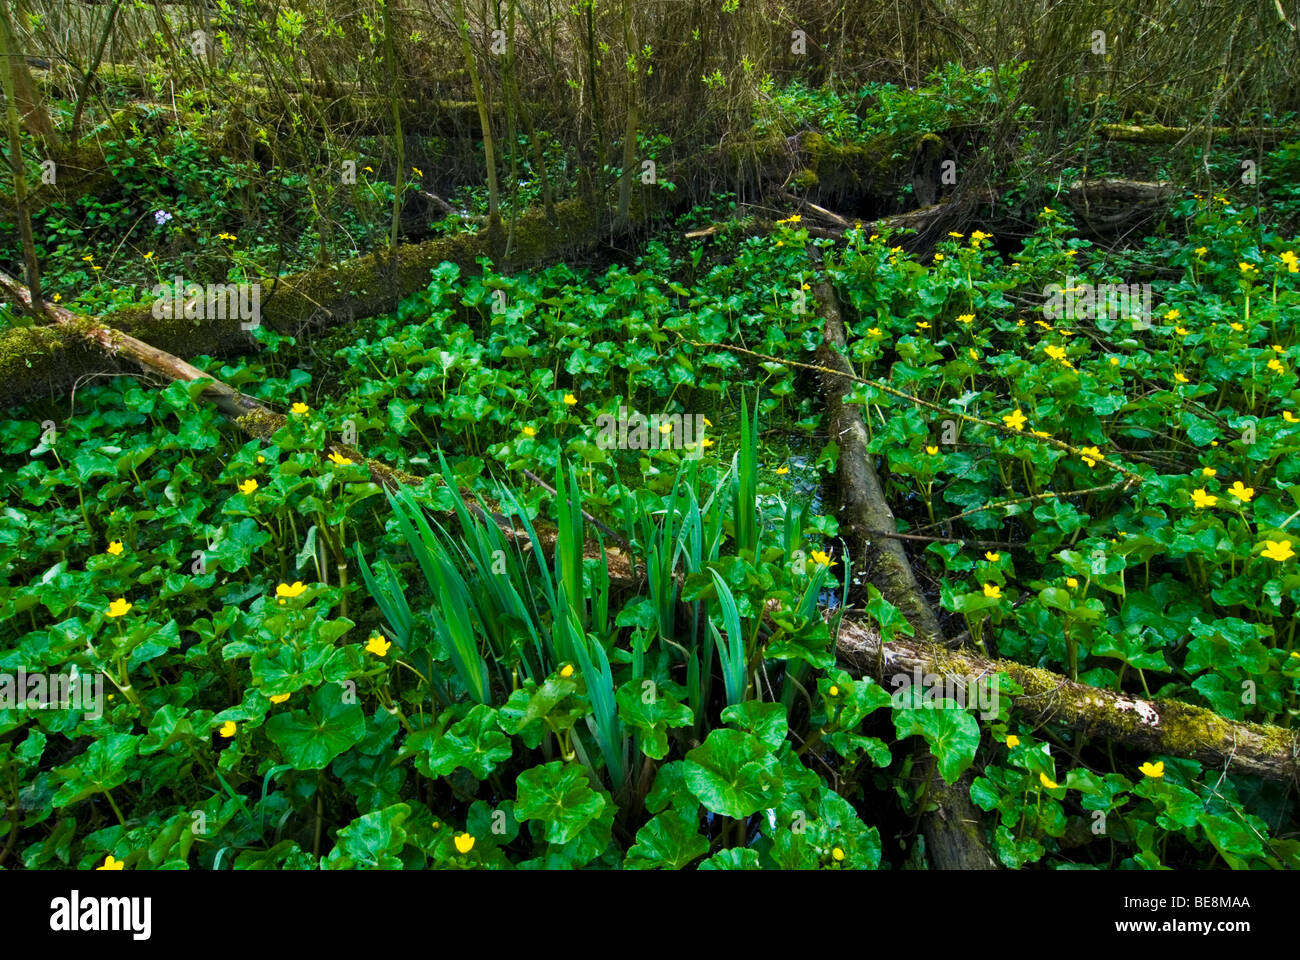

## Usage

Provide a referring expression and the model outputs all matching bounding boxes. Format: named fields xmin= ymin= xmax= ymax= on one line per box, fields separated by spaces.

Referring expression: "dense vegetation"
xmin=2 ymin=0 xmax=1300 ymax=872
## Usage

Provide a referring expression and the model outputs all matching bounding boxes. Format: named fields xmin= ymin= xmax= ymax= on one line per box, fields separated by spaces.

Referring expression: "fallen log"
xmin=811 ymin=268 xmax=945 ymax=644
xmin=0 ymin=191 xmax=661 ymax=410
xmin=835 ymin=615 xmax=1300 ymax=783
xmin=1099 ymin=123 xmax=1298 ymax=145
xmin=809 ymin=257 xmax=995 ymax=870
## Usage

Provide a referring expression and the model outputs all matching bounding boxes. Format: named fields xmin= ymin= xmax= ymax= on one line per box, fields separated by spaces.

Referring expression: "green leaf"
xmin=892 ymin=705 xmax=980 ymax=783
xmin=699 ymin=848 xmax=761 ymax=869
xmin=265 ymin=685 xmax=367 ymax=771
xmin=323 ymin=803 xmax=411 ymax=869
xmin=616 ymin=680 xmax=693 ymax=760
xmin=624 ymin=805 xmax=710 ymax=869
xmin=514 ymin=761 xmax=607 ymax=844
xmin=720 ymin=700 xmax=788 ymax=749
xmin=683 ymin=728 xmax=782 ymax=818
xmin=423 ymin=704 xmax=513 ymax=779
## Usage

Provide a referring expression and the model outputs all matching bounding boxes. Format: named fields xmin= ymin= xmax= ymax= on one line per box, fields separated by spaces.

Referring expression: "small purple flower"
xmin=154 ymin=210 xmax=173 ymax=226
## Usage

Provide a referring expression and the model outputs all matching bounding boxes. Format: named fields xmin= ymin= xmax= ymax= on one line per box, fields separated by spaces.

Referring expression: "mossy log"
xmin=811 ymin=270 xmax=944 ymax=643
xmin=0 ymin=194 xmax=646 ymax=409
xmin=1099 ymin=123 xmax=1298 ymax=145
xmin=1063 ymin=179 xmax=1177 ymax=236
xmin=711 ymin=130 xmax=902 ymax=207
xmin=810 ymin=261 xmax=995 ymax=870
xmin=836 ymin=616 xmax=1300 ymax=782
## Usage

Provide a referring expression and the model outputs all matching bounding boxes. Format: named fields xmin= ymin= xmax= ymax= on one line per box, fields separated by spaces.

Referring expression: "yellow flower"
xmin=96 ymin=854 xmax=125 ymax=870
xmin=867 ymin=327 xmax=883 ymax=337
xmin=659 ymin=422 xmax=673 ymax=434
xmin=1109 ymin=356 xmax=1120 ymax=366
xmin=1191 ymin=488 xmax=1217 ymax=509
xmin=982 ymin=583 xmax=1001 ymax=599
xmin=219 ymin=721 xmax=237 ymax=737
xmin=916 ymin=321 xmax=931 ymax=330
xmin=775 ymin=466 xmax=789 ymax=475
xmin=1042 ymin=207 xmax=1055 ymax=215
xmin=291 ymin=402 xmax=309 ymax=415
xmin=1228 ymin=481 xmax=1253 ymax=502
xmin=984 ymin=551 xmax=1000 ymax=562
xmin=703 ymin=417 xmax=713 ymax=427
xmin=933 ymin=254 xmax=944 ymax=262
xmin=106 ymin=540 xmax=124 ymax=556
xmin=971 ymin=230 xmax=991 ymax=244
xmin=1261 ymin=540 xmax=1295 ymax=562
xmin=948 ymin=231 xmax=964 ymax=239
xmin=831 ymin=847 xmax=845 ymax=862
xmin=1284 ymin=411 xmax=1299 ymax=423
xmin=1239 ymin=262 xmax=1256 ymax=273
xmin=1006 ymin=735 xmax=1020 ymax=748
xmin=1164 ymin=309 xmax=1180 ymax=321
xmin=926 ymin=445 xmax=939 ymax=455
xmin=454 ymin=833 xmax=475 ymax=854
xmin=1230 ymin=322 xmax=1244 ymax=332
xmin=1175 ymin=326 xmax=1189 ymax=336
xmin=365 ymin=634 xmax=392 ymax=657
xmin=363 ymin=166 xmax=374 ymax=173
xmin=257 ymin=455 xmax=266 ymax=463
xmin=968 ymin=348 xmax=979 ymax=360
xmin=521 ymin=426 xmax=537 ymax=437
xmin=1267 ymin=358 xmax=1285 ymax=374
xmin=1201 ymin=467 xmax=1217 ymax=477
xmin=1174 ymin=372 xmax=1190 ymax=384
xmin=801 ymin=282 xmax=811 ymax=291
xmin=1001 ymin=409 xmax=1027 ymax=431
xmin=1194 ymin=246 xmax=1207 ymax=256
xmin=1031 ymin=429 xmax=1052 ymax=438
xmin=269 ymin=693 xmax=290 ymax=704
xmin=1039 ymin=773 xmax=1058 ymax=789
xmin=106 ymin=598 xmax=132 ymax=618
xmin=82 ymin=254 xmax=94 ymax=262
xmin=276 ymin=581 xmax=307 ymax=599
xmin=1139 ymin=761 xmax=1165 ymax=779
xmin=560 ymin=664 xmax=575 ymax=678
xmin=564 ymin=393 xmax=577 ymax=406
xmin=811 ymin=549 xmax=837 ymax=568
xmin=239 ymin=479 xmax=258 ymax=494
xmin=217 ymin=232 xmax=237 ymax=241
xmin=828 ymin=685 xmax=839 ymax=696
xmin=1066 ymin=577 xmax=1078 ymax=589
xmin=1273 ymin=344 xmax=1285 ymax=353
xmin=53 ymin=293 xmax=61 ymax=302
xmin=327 ymin=451 xmax=353 ymax=466
xmin=1044 ymin=344 xmax=1067 ymax=361
xmin=143 ymin=250 xmax=154 ymax=260
xmin=1079 ymin=446 xmax=1102 ymax=467
xmin=412 ymin=166 xmax=423 ymax=178
xmin=700 ymin=437 xmax=715 ymax=448
xmin=956 ymin=313 xmax=974 ymax=325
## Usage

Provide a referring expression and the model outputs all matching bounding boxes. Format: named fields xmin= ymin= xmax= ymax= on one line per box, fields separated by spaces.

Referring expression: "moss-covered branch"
xmin=836 ymin=616 xmax=1300 ymax=782
xmin=0 ymin=193 xmax=659 ymax=409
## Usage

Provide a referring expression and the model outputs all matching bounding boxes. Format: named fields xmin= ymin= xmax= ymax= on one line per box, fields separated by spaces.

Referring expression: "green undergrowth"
xmin=2 ymin=192 xmax=1299 ymax=870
